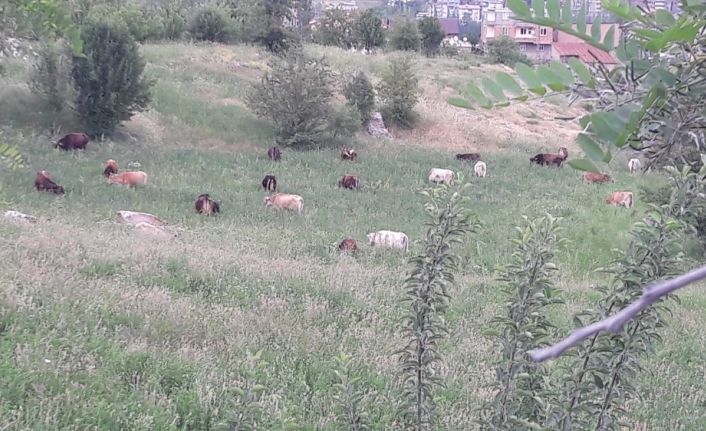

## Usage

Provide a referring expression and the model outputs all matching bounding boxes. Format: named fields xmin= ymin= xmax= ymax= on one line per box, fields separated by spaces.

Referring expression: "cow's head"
xmin=559 ymin=147 xmax=569 ymax=158
xmin=366 ymin=232 xmax=375 ymax=245
xmin=263 ymin=196 xmax=273 ymax=207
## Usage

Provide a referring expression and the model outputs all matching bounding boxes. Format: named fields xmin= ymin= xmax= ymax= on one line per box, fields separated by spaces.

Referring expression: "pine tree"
xmin=72 ymin=19 xmax=152 ymax=136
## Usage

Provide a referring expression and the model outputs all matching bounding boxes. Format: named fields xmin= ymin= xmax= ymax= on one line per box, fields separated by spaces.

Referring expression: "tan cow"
xmin=108 ymin=171 xmax=148 ymax=187
xmin=606 ymin=191 xmax=633 ymax=209
xmin=428 ymin=168 xmax=454 ymax=184
xmin=264 ymin=193 xmax=304 ymax=214
xmin=582 ymin=172 xmax=613 ymax=184
xmin=367 ymin=230 xmax=409 ymax=252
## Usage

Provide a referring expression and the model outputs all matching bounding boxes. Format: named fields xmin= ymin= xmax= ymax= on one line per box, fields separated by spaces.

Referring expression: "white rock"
xmin=4 ymin=210 xmax=38 ymax=224
xmin=116 ymin=210 xmax=167 ymax=226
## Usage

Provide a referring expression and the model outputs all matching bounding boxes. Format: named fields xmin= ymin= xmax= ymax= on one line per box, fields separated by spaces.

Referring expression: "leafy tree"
xmin=389 ymin=19 xmax=420 ymax=51
xmin=343 ymin=71 xmax=375 ymax=124
xmin=487 ymin=36 xmax=531 ymax=66
xmin=479 ymin=214 xmax=564 ymax=429
xmin=397 ymin=178 xmax=477 ymax=430
xmin=28 ymin=41 xmax=74 ymax=131
xmin=189 ymin=6 xmax=234 ymax=43
xmin=417 ymin=17 xmax=445 ymax=57
xmin=291 ymin=0 xmax=314 ymax=39
xmin=313 ymin=9 xmax=354 ymax=48
xmin=377 ymin=55 xmax=419 ymax=128
xmin=459 ymin=21 xmax=480 ymax=45
xmin=240 ymin=0 xmax=297 ymax=52
xmin=353 ymin=10 xmax=385 ymax=51
xmin=72 ymin=19 xmax=152 ymax=136
xmin=247 ymin=49 xmax=334 ymax=148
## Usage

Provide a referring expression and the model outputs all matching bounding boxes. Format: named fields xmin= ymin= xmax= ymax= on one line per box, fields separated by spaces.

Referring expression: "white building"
xmin=458 ymin=4 xmax=481 ymax=22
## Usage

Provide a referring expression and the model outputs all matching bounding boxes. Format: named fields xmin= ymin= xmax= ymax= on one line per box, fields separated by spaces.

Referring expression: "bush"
xmin=246 ymin=49 xmax=334 ymax=148
xmin=487 ymin=36 xmax=532 ymax=66
xmin=240 ymin=0 xmax=297 ymax=52
xmin=343 ymin=71 xmax=375 ymax=124
xmin=313 ymin=9 xmax=354 ymax=48
xmin=119 ymin=5 xmax=165 ymax=42
xmin=28 ymin=41 xmax=74 ymax=127
xmin=389 ymin=19 xmax=420 ymax=51
xmin=327 ymin=105 xmax=361 ymax=143
xmin=377 ymin=55 xmax=419 ymax=129
xmin=353 ymin=10 xmax=385 ymax=51
xmin=72 ymin=19 xmax=152 ymax=136
xmin=418 ymin=17 xmax=445 ymax=57
xmin=189 ymin=6 xmax=234 ymax=43
xmin=163 ymin=9 xmax=187 ymax=40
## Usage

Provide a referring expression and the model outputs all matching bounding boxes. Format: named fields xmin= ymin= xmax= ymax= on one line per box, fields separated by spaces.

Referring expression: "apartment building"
xmin=480 ymin=4 xmax=554 ymax=61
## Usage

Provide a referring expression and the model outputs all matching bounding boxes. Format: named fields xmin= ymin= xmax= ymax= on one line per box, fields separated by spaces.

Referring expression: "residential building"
xmin=322 ymin=0 xmax=358 ymax=12
xmin=458 ymin=4 xmax=481 ymax=23
xmin=481 ymin=4 xmax=554 ymax=61
xmin=426 ymin=0 xmax=461 ymax=19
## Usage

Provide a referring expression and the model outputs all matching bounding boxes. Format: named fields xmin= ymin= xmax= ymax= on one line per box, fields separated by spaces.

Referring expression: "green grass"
xmin=1 ymin=42 xmax=705 ymax=430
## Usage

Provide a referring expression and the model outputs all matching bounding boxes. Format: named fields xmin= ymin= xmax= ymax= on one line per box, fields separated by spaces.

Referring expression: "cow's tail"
xmin=404 ymin=236 xmax=409 ymax=252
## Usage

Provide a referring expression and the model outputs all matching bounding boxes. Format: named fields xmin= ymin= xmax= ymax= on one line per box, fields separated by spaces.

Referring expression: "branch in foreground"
xmin=528 ymin=264 xmax=706 ymax=362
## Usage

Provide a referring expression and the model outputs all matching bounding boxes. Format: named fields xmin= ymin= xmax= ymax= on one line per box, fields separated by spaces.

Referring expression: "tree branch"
xmin=528 ymin=264 xmax=706 ymax=362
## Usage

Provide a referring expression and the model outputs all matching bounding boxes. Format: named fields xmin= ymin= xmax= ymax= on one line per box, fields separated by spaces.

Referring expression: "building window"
xmin=487 ymin=12 xmax=495 ymax=21
xmin=502 ymin=27 xmax=508 ymax=35
xmin=540 ymin=27 xmax=548 ymax=36
xmin=519 ymin=27 xmax=534 ymax=36
xmin=519 ymin=43 xmax=527 ymax=51
xmin=538 ymin=44 xmax=546 ymax=51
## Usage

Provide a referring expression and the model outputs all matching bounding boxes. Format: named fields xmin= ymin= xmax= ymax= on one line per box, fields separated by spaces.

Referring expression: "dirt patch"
xmin=390 ymin=79 xmax=583 ymax=154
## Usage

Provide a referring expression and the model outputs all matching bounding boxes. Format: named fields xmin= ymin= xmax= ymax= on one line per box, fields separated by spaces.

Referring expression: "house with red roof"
xmin=551 ymin=43 xmax=618 ymax=69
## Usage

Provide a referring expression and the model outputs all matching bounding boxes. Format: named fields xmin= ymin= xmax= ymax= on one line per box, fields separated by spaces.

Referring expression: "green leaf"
xmin=603 ymin=148 xmax=612 ymax=163
xmin=464 ymin=82 xmax=493 ymax=108
xmin=507 ymin=0 xmax=531 ymax=17
xmin=495 ymin=72 xmax=524 ymax=97
xmin=577 ymin=133 xmax=604 ymax=162
xmin=590 ymin=112 xmax=622 ymax=144
xmin=576 ymin=3 xmax=586 ymax=35
xmin=602 ymin=25 xmax=615 ymax=50
xmin=655 ymin=9 xmax=675 ymax=26
xmin=515 ymin=62 xmax=543 ymax=91
xmin=549 ymin=61 xmax=574 ymax=87
xmin=536 ymin=65 xmax=565 ymax=91
xmin=561 ymin=0 xmax=572 ymax=24
xmin=591 ymin=15 xmax=602 ymax=43
xmin=568 ymin=58 xmax=593 ymax=87
xmin=447 ymin=97 xmax=473 ymax=109
xmin=546 ymin=0 xmax=560 ymax=21
xmin=482 ymin=77 xmax=507 ymax=102
xmin=568 ymin=158 xmax=599 ymax=173
xmin=532 ymin=0 xmax=545 ymax=18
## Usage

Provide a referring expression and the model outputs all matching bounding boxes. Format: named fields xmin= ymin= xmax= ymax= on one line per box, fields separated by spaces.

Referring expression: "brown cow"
xmin=338 ymin=175 xmax=360 ymax=190
xmin=530 ymin=147 xmax=568 ymax=167
xmin=341 ymin=148 xmax=358 ymax=161
xmin=103 ymin=159 xmax=119 ymax=178
xmin=455 ymin=153 xmax=481 ymax=162
xmin=262 ymin=175 xmax=277 ymax=192
xmin=34 ymin=170 xmax=64 ymax=194
xmin=267 ymin=146 xmax=281 ymax=161
xmin=107 ymin=171 xmax=148 ymax=187
xmin=56 ymin=133 xmax=89 ymax=151
xmin=606 ymin=191 xmax=634 ymax=209
xmin=195 ymin=194 xmax=220 ymax=215
xmin=582 ymin=172 xmax=613 ymax=184
xmin=338 ymin=238 xmax=359 ymax=253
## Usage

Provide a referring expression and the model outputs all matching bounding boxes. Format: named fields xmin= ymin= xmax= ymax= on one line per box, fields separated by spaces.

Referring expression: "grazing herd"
xmin=30 ymin=133 xmax=644 ymax=252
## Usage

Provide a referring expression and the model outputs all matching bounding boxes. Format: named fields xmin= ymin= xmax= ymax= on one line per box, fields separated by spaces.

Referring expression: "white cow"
xmin=367 ymin=230 xmax=409 ymax=252
xmin=474 ymin=161 xmax=487 ymax=178
xmin=628 ymin=158 xmax=641 ymax=173
xmin=428 ymin=168 xmax=454 ymax=184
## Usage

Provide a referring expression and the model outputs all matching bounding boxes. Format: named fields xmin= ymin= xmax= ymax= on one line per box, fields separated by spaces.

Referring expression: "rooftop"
xmin=438 ymin=18 xmax=460 ymax=36
xmin=553 ymin=43 xmax=617 ymax=64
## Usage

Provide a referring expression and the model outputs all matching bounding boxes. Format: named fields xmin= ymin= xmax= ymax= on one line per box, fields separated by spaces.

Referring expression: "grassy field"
xmin=1 ymin=42 xmax=705 ymax=430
